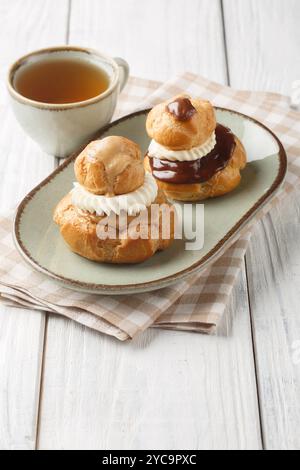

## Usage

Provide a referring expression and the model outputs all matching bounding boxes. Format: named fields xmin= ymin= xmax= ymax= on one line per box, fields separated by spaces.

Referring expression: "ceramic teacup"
xmin=7 ymin=46 xmax=129 ymax=158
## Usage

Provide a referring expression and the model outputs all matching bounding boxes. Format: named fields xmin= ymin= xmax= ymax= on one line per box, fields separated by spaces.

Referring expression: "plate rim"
xmin=13 ymin=107 xmax=288 ymax=293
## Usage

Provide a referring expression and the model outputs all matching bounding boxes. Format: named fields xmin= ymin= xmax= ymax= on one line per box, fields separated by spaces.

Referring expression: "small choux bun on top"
xmin=74 ymin=136 xmax=145 ymax=196
xmin=145 ymin=95 xmax=247 ymax=202
xmin=54 ymin=136 xmax=175 ymax=264
xmin=146 ymin=95 xmax=216 ymax=150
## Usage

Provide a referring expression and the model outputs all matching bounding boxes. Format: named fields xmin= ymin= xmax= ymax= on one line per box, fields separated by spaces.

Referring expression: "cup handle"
xmin=114 ymin=57 xmax=130 ymax=92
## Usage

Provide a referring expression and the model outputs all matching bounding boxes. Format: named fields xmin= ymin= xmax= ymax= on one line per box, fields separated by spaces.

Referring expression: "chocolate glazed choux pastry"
xmin=144 ymin=95 xmax=247 ymax=201
xmin=54 ymin=136 xmax=175 ymax=264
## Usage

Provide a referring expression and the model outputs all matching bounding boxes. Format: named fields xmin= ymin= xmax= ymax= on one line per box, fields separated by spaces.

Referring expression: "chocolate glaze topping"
xmin=149 ymin=124 xmax=236 ymax=184
xmin=166 ymin=97 xmax=196 ymax=121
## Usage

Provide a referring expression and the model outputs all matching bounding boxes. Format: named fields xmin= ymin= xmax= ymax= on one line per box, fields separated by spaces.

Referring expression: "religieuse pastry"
xmin=54 ymin=136 xmax=175 ymax=264
xmin=144 ymin=95 xmax=247 ymax=201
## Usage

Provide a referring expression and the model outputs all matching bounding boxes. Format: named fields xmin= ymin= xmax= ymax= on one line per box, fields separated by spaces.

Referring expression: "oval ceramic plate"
xmin=14 ymin=108 xmax=287 ymax=294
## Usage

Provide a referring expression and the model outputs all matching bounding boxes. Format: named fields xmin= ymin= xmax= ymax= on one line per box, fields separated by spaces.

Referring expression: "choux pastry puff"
xmin=144 ymin=95 xmax=247 ymax=201
xmin=54 ymin=136 xmax=175 ymax=264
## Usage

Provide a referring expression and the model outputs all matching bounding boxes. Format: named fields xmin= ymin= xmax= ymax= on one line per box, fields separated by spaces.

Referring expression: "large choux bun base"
xmin=54 ymin=190 xmax=175 ymax=264
xmin=145 ymin=137 xmax=247 ymax=202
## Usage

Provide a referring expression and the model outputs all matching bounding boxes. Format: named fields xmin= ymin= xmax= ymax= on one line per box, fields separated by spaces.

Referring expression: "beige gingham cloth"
xmin=0 ymin=73 xmax=299 ymax=341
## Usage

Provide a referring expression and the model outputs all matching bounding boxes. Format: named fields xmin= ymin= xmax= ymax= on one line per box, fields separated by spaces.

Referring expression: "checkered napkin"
xmin=0 ymin=73 xmax=299 ymax=341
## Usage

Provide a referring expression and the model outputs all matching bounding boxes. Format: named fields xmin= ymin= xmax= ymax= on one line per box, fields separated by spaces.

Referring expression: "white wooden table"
xmin=0 ymin=0 xmax=300 ymax=450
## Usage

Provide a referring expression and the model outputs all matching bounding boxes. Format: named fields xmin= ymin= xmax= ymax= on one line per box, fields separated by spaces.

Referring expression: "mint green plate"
xmin=14 ymin=108 xmax=287 ymax=294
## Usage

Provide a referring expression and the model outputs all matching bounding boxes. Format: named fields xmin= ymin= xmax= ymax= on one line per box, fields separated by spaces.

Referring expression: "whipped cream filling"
xmin=148 ymin=131 xmax=216 ymax=162
xmin=71 ymin=172 xmax=158 ymax=217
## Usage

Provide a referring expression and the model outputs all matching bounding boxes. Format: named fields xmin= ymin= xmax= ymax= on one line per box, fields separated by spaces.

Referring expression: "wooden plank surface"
xmin=223 ymin=0 xmax=300 ymax=450
xmin=68 ymin=0 xmax=227 ymax=83
xmin=223 ymin=0 xmax=300 ymax=94
xmin=246 ymin=195 xmax=300 ymax=450
xmin=36 ymin=0 xmax=262 ymax=450
xmin=37 ymin=272 xmax=261 ymax=450
xmin=0 ymin=0 xmax=69 ymax=450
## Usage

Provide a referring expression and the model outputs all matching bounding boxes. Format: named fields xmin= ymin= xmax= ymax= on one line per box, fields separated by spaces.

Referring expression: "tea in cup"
xmin=7 ymin=46 xmax=129 ymax=157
